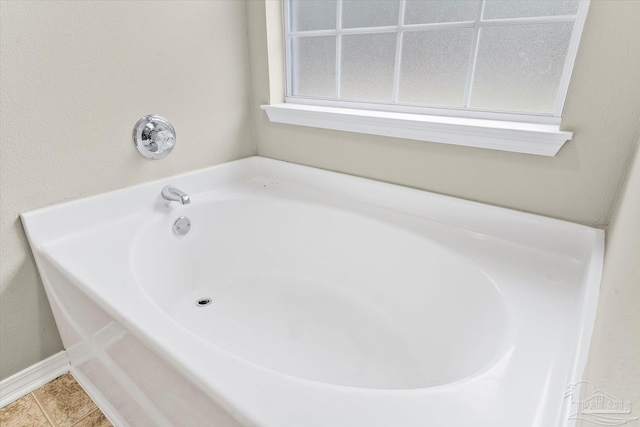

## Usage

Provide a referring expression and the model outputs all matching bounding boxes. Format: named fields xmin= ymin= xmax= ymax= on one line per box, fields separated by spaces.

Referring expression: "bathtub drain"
xmin=195 ymin=298 xmax=212 ymax=307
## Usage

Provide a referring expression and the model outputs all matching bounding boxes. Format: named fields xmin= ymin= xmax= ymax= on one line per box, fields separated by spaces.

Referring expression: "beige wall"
xmin=579 ymin=137 xmax=640 ymax=425
xmin=0 ymin=1 xmax=255 ymax=380
xmin=1 ymin=0 xmax=639 ymax=402
xmin=248 ymin=0 xmax=640 ymax=227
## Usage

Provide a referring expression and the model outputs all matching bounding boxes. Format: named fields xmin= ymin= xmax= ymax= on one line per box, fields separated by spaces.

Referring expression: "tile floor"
xmin=0 ymin=373 xmax=111 ymax=427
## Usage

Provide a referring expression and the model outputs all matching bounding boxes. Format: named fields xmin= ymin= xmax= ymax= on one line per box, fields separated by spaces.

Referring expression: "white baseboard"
xmin=0 ymin=351 xmax=70 ymax=408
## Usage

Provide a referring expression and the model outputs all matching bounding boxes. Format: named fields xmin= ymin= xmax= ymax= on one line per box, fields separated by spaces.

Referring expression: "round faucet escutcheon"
xmin=133 ymin=115 xmax=176 ymax=160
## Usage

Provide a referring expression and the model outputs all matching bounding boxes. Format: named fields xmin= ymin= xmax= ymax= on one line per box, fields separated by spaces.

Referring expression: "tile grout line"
xmin=31 ymin=392 xmax=57 ymax=427
xmin=70 ymin=404 xmax=100 ymax=426
xmin=2 ymin=374 xmax=107 ymax=427
xmin=69 ymin=407 xmax=100 ymax=427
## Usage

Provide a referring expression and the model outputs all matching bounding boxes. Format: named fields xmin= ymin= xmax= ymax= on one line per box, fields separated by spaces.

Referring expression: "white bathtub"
xmin=22 ymin=157 xmax=603 ymax=427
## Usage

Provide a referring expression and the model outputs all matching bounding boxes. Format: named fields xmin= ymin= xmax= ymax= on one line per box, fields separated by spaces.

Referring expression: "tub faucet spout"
xmin=162 ymin=186 xmax=191 ymax=205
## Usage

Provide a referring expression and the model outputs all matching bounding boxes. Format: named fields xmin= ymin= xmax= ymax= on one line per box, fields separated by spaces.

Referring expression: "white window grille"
xmin=283 ymin=0 xmax=590 ymax=124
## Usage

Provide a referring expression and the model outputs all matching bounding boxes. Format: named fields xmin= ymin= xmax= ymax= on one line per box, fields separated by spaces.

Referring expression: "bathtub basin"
xmin=22 ymin=156 xmax=603 ymax=427
xmin=133 ymin=197 xmax=508 ymax=390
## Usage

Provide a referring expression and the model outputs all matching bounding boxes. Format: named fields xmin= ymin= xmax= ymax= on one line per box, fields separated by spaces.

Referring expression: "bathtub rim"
xmin=21 ymin=156 xmax=605 ymax=427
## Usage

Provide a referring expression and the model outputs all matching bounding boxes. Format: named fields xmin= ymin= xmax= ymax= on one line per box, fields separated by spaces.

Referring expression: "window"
xmin=263 ymin=0 xmax=591 ymax=156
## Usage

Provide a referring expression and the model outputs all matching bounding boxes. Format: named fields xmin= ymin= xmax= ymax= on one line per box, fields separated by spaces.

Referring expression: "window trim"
xmin=284 ymin=96 xmax=562 ymax=125
xmin=261 ymin=103 xmax=572 ymax=156
xmin=261 ymin=0 xmax=590 ymax=156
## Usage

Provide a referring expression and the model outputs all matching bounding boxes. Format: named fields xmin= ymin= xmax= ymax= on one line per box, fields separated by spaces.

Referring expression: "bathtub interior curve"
xmin=132 ymin=197 xmax=509 ymax=390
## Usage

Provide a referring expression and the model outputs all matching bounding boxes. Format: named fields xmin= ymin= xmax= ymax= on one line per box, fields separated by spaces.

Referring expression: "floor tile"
xmin=70 ymin=409 xmax=112 ymax=427
xmin=0 ymin=393 xmax=51 ymax=426
xmin=33 ymin=373 xmax=97 ymax=427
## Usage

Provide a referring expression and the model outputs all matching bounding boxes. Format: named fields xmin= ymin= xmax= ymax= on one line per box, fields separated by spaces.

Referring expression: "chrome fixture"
xmin=162 ymin=186 xmax=191 ymax=205
xmin=133 ymin=115 xmax=176 ymax=159
xmin=173 ymin=216 xmax=192 ymax=236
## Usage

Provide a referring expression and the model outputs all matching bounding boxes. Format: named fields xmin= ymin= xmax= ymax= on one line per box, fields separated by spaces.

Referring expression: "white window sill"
xmin=261 ymin=103 xmax=573 ymax=157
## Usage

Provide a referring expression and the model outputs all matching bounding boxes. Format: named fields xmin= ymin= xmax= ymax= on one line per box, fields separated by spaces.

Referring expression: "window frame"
xmin=282 ymin=0 xmax=591 ymax=125
xmin=262 ymin=0 xmax=591 ymax=156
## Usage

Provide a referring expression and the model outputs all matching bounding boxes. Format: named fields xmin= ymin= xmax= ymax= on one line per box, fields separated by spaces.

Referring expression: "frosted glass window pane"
xmin=291 ymin=37 xmax=336 ymax=98
xmin=290 ymin=0 xmax=337 ymax=31
xmin=399 ymin=29 xmax=473 ymax=107
xmin=470 ymin=23 xmax=573 ymax=113
xmin=342 ymin=0 xmax=400 ymax=29
xmin=341 ymin=33 xmax=396 ymax=101
xmin=404 ymin=0 xmax=479 ymax=25
xmin=483 ymin=0 xmax=579 ymax=20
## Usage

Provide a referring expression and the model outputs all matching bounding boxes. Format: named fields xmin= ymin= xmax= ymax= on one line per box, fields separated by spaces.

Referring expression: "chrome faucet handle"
xmin=151 ymin=129 xmax=175 ymax=153
xmin=133 ymin=115 xmax=176 ymax=160
xmin=162 ymin=186 xmax=191 ymax=205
